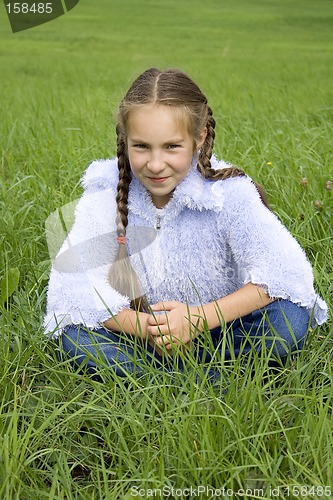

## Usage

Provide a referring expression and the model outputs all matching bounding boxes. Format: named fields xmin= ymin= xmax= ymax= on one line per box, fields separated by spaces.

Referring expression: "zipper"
xmin=156 ymin=214 xmax=161 ymax=230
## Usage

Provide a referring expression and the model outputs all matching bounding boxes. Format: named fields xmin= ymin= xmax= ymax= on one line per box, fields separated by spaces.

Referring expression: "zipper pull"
xmin=156 ymin=209 xmax=164 ymax=230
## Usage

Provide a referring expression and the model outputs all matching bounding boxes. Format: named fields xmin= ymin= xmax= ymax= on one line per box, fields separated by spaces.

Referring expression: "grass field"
xmin=0 ymin=0 xmax=332 ymax=498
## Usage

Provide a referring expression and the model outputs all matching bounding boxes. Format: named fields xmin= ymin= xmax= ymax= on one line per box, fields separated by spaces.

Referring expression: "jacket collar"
xmin=128 ymin=156 xmax=226 ymax=225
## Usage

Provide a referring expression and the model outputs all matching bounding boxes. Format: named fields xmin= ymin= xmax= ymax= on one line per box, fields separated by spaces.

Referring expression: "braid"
xmin=115 ymin=127 xmax=131 ymax=236
xmin=108 ymin=127 xmax=150 ymax=312
xmin=197 ymin=107 xmax=216 ymax=178
xmin=197 ymin=107 xmax=269 ymax=207
xmin=198 ymin=106 xmax=246 ymax=181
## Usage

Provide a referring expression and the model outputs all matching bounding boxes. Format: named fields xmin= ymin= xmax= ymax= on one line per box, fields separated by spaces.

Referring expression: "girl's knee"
xmin=270 ymin=300 xmax=309 ymax=334
xmin=59 ymin=324 xmax=161 ymax=377
xmin=265 ymin=300 xmax=310 ymax=355
xmin=60 ymin=324 xmax=100 ymax=373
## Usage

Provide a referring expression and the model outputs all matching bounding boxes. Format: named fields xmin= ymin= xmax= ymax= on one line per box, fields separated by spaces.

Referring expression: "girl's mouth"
xmin=148 ymin=177 xmax=169 ymax=183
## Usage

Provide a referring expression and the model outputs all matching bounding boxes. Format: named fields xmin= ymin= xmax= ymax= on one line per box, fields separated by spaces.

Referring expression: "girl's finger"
xmin=147 ymin=324 xmax=168 ymax=336
xmin=150 ymin=302 xmax=164 ymax=311
xmin=154 ymin=338 xmax=173 ymax=349
xmin=148 ymin=312 xmax=168 ymax=325
xmin=151 ymin=301 xmax=175 ymax=312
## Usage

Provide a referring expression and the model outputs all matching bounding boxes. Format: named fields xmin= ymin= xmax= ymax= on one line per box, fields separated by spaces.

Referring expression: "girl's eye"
xmin=133 ymin=144 xmax=148 ymax=149
xmin=167 ymin=144 xmax=180 ymax=150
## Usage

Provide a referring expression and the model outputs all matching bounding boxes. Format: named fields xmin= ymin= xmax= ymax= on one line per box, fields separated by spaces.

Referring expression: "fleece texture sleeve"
xmin=221 ymin=176 xmax=328 ymax=326
xmin=43 ymin=179 xmax=130 ymax=337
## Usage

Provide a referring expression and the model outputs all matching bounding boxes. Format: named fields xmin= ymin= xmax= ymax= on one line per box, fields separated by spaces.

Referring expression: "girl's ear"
xmin=196 ymin=127 xmax=207 ymax=151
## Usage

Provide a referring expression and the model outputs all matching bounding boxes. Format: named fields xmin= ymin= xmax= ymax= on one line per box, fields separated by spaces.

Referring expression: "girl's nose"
xmin=147 ymin=151 xmax=165 ymax=173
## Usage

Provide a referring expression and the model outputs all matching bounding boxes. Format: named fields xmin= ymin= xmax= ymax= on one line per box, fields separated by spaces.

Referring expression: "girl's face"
xmin=127 ymin=104 xmax=206 ymax=208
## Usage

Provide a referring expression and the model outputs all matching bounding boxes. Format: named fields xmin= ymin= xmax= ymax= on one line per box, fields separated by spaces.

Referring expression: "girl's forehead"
xmin=126 ymin=104 xmax=192 ymax=135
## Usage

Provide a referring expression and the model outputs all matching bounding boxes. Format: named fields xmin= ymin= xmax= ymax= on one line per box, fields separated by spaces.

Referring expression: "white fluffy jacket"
xmin=44 ymin=156 xmax=328 ymax=336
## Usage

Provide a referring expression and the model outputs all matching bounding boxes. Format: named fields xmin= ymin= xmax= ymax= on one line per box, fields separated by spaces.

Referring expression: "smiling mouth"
xmin=148 ymin=177 xmax=169 ymax=183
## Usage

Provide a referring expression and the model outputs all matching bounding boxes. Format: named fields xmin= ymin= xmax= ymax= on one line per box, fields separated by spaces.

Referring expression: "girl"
xmin=44 ymin=68 xmax=328 ymax=378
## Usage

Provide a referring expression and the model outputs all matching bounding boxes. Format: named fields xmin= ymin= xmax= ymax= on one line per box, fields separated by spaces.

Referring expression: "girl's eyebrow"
xmin=128 ymin=138 xmax=146 ymax=143
xmin=129 ymin=137 xmax=186 ymax=144
xmin=164 ymin=139 xmax=185 ymax=144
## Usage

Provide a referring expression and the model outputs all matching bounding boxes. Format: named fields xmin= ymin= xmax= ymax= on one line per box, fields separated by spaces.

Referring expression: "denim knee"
xmin=60 ymin=324 xmax=141 ymax=377
xmin=270 ymin=300 xmax=309 ymax=340
xmin=236 ymin=300 xmax=310 ymax=357
xmin=60 ymin=324 xmax=172 ymax=377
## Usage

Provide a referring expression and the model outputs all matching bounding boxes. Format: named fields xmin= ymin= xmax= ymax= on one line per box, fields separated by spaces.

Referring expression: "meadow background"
xmin=0 ymin=0 xmax=332 ymax=498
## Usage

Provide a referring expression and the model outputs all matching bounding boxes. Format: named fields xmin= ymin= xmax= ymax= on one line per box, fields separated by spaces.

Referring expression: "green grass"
xmin=0 ymin=0 xmax=332 ymax=497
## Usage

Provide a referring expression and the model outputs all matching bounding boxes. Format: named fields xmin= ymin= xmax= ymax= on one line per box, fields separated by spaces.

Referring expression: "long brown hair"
xmin=108 ymin=68 xmax=268 ymax=311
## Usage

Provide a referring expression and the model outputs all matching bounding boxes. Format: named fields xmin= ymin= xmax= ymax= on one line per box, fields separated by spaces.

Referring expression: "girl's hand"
xmin=147 ymin=301 xmax=203 ymax=351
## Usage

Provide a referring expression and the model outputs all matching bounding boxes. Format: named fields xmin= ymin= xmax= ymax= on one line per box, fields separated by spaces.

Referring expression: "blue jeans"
xmin=60 ymin=300 xmax=309 ymax=379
